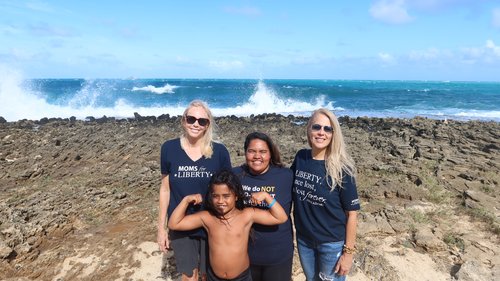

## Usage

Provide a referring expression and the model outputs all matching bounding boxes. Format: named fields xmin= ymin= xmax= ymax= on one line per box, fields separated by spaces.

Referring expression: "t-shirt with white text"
xmin=233 ymin=165 xmax=294 ymax=266
xmin=291 ymin=149 xmax=360 ymax=243
xmin=161 ymin=138 xmax=231 ymax=238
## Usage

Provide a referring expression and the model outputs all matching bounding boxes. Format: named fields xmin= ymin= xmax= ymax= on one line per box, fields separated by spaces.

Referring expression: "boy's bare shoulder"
xmin=198 ymin=210 xmax=212 ymax=218
xmin=198 ymin=210 xmax=215 ymax=225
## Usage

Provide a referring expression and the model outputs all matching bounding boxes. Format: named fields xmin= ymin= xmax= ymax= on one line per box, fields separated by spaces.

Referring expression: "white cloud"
xmin=370 ymin=0 xmax=414 ymax=24
xmin=208 ymin=60 xmax=244 ymax=71
xmin=401 ymin=40 xmax=500 ymax=66
xmin=485 ymin=40 xmax=500 ymax=57
xmin=492 ymin=8 xmax=500 ymax=29
xmin=461 ymin=40 xmax=500 ymax=64
xmin=378 ymin=52 xmax=396 ymax=63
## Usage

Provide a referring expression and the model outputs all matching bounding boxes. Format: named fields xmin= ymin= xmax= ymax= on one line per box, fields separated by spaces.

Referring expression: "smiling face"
xmin=211 ymin=183 xmax=237 ymax=216
xmin=245 ymin=139 xmax=271 ymax=175
xmin=182 ymin=106 xmax=209 ymax=140
xmin=308 ymin=113 xmax=333 ymax=156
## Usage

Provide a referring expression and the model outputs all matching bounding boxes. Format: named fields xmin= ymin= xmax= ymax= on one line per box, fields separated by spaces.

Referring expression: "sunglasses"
xmin=185 ymin=115 xmax=210 ymax=126
xmin=311 ymin=124 xmax=333 ymax=133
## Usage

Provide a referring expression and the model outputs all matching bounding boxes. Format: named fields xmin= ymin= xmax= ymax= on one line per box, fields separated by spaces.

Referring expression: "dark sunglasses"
xmin=185 ymin=115 xmax=210 ymax=126
xmin=311 ymin=124 xmax=333 ymax=133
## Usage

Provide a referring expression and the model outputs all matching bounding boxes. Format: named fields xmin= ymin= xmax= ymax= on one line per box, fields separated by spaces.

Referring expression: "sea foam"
xmin=1 ymin=66 xmax=498 ymax=122
xmin=131 ymin=84 xmax=178 ymax=94
xmin=0 ymin=71 xmax=332 ymax=121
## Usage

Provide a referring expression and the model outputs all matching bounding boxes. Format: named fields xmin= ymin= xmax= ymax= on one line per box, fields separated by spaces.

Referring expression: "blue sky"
xmin=1 ymin=0 xmax=500 ymax=81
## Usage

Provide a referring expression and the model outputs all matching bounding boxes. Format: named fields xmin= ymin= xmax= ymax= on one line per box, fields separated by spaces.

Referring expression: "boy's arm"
xmin=167 ymin=194 xmax=204 ymax=231
xmin=250 ymin=191 xmax=288 ymax=225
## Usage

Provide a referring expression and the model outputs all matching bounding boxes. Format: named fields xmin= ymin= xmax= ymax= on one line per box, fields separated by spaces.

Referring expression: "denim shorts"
xmin=170 ymin=231 xmax=208 ymax=276
xmin=297 ymin=236 xmax=345 ymax=281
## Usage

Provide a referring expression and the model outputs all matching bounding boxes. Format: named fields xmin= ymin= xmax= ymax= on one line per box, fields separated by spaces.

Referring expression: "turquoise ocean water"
xmin=1 ymin=76 xmax=499 ymax=122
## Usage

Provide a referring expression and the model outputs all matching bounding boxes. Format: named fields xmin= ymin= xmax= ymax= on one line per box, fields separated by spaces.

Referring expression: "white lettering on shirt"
xmin=174 ymin=166 xmax=211 ymax=178
xmin=294 ymin=169 xmax=327 ymax=206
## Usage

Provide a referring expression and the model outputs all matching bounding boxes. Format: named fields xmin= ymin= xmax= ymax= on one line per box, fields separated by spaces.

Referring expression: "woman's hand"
xmin=335 ymin=253 xmax=354 ymax=276
xmin=157 ymin=228 xmax=170 ymax=253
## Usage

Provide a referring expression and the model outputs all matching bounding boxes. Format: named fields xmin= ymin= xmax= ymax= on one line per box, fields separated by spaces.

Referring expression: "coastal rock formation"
xmin=0 ymin=115 xmax=498 ymax=280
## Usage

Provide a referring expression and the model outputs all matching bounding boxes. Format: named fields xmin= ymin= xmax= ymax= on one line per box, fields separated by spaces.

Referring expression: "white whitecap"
xmin=131 ymin=83 xmax=178 ymax=94
xmin=210 ymin=80 xmax=336 ymax=117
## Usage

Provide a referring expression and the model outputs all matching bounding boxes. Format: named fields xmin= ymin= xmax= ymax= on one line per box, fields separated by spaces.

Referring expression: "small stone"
xmin=0 ymin=242 xmax=13 ymax=259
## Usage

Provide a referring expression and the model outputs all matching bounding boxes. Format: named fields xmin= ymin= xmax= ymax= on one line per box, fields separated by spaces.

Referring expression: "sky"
xmin=1 ymin=0 xmax=500 ymax=81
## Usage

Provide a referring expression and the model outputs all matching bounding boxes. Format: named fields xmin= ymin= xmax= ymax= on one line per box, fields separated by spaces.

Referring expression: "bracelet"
xmin=267 ymin=198 xmax=277 ymax=208
xmin=343 ymin=245 xmax=356 ymax=254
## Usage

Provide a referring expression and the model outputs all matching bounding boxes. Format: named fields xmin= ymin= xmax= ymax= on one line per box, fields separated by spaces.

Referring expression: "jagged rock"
xmin=463 ymin=189 xmax=500 ymax=218
xmin=0 ymin=241 xmax=13 ymax=259
xmin=414 ymin=227 xmax=447 ymax=252
xmin=358 ymin=212 xmax=396 ymax=236
xmin=455 ymin=260 xmax=495 ymax=281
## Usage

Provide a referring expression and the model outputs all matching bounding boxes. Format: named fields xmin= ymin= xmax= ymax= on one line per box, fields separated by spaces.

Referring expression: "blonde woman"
xmin=291 ymin=108 xmax=360 ymax=281
xmin=157 ymin=100 xmax=231 ymax=281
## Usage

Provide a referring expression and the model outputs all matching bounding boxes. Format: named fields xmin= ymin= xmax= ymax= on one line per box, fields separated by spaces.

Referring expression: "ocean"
xmin=1 ymin=74 xmax=499 ymax=122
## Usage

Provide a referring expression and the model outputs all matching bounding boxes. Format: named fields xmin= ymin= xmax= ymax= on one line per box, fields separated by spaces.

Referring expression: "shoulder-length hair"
xmin=243 ymin=131 xmax=283 ymax=168
xmin=180 ymin=100 xmax=216 ymax=158
xmin=205 ymin=169 xmax=245 ymax=220
xmin=307 ymin=108 xmax=356 ymax=189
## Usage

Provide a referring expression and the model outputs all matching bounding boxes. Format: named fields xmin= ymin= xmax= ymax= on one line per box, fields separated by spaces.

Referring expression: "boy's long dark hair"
xmin=205 ymin=169 xmax=246 ymax=219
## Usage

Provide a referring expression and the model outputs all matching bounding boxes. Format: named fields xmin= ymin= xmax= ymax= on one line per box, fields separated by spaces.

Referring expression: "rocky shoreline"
xmin=0 ymin=114 xmax=498 ymax=280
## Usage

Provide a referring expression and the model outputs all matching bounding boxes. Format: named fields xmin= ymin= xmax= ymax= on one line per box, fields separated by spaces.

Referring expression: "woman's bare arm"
xmin=335 ymin=210 xmax=357 ymax=275
xmin=157 ymin=175 xmax=170 ymax=252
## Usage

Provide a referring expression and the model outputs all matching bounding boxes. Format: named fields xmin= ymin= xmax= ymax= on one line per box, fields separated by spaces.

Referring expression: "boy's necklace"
xmin=217 ymin=210 xmax=241 ymax=226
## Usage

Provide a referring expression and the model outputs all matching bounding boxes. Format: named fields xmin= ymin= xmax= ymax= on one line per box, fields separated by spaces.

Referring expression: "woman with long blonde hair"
xmin=292 ymin=108 xmax=360 ymax=281
xmin=157 ymin=100 xmax=231 ymax=281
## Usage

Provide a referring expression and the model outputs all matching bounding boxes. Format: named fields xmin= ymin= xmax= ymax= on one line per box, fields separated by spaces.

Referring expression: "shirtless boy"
xmin=168 ymin=169 xmax=288 ymax=281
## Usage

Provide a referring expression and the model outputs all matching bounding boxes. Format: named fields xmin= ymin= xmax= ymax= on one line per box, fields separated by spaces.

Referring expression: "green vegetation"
xmin=407 ymin=209 xmax=431 ymax=234
xmin=443 ymin=232 xmax=465 ymax=252
xmin=408 ymin=209 xmax=431 ymax=224
xmin=480 ymin=185 xmax=493 ymax=194
xmin=465 ymin=206 xmax=500 ymax=235
xmin=418 ymin=160 xmax=451 ymax=204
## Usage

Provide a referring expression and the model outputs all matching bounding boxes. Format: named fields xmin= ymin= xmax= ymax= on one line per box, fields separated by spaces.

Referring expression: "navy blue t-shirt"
xmin=161 ymin=138 xmax=231 ymax=238
xmin=233 ymin=165 xmax=294 ymax=266
xmin=291 ymin=149 xmax=360 ymax=243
